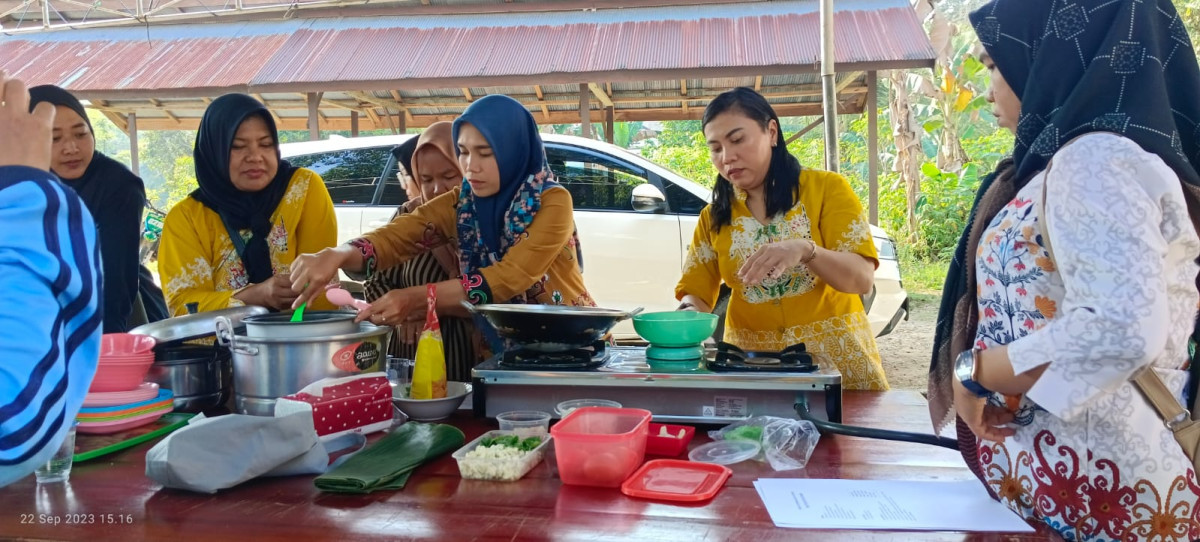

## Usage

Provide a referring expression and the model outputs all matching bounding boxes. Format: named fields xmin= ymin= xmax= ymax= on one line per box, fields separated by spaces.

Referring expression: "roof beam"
xmin=534 ymin=85 xmax=549 ymax=121
xmin=53 ymin=0 xmax=133 ymax=21
xmin=754 ymin=75 xmax=763 ymax=91
xmin=835 ymin=71 xmax=863 ymax=94
xmin=364 ymin=107 xmax=382 ymax=128
xmin=253 ymin=94 xmax=283 ymax=124
xmin=389 ymin=90 xmax=413 ymax=122
xmin=148 ymin=98 xmax=180 ymax=124
xmin=680 ymin=79 xmax=688 ymax=115
xmin=124 ymin=100 xmax=861 ymax=131
xmin=82 ymin=84 xmax=867 ymax=117
xmin=462 ymin=87 xmax=474 ymax=101
xmin=785 ymin=117 xmax=823 ymax=144
xmin=102 ymin=111 xmax=129 ymax=132
xmin=587 ymin=83 xmax=613 ymax=108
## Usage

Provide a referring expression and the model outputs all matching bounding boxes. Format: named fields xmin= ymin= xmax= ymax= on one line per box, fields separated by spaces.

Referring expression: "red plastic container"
xmin=621 ymin=459 xmax=732 ymax=502
xmin=645 ymin=423 xmax=695 ymax=457
xmin=550 ymin=407 xmax=651 ymax=488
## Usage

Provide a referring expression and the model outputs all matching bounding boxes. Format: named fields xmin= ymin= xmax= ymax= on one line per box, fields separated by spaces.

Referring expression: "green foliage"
xmin=899 ymin=251 xmax=951 ymax=296
xmin=641 ymin=125 xmax=715 ymax=187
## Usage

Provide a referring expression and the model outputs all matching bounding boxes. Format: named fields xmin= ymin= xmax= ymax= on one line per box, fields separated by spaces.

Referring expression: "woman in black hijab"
xmin=28 ymin=85 xmax=162 ymax=332
xmin=930 ymin=0 xmax=1200 ymax=538
xmin=158 ymin=94 xmax=337 ymax=315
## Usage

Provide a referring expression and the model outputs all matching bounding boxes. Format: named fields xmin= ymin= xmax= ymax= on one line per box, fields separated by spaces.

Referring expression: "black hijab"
xmin=29 ymin=84 xmax=150 ymax=333
xmin=931 ymin=0 xmax=1200 ymax=429
xmin=974 ymin=0 xmax=1200 ymax=188
xmin=191 ymin=94 xmax=296 ymax=284
xmin=392 ymin=136 xmax=418 ymax=178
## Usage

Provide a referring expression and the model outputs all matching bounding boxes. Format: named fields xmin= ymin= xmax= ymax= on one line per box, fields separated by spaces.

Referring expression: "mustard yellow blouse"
xmin=360 ymin=186 xmax=596 ymax=308
xmin=159 ymin=168 xmax=339 ymax=316
xmin=675 ymin=169 xmax=888 ymax=390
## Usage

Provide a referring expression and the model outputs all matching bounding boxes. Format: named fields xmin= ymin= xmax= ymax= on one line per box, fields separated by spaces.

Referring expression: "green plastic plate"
xmin=73 ymin=412 xmax=194 ymax=463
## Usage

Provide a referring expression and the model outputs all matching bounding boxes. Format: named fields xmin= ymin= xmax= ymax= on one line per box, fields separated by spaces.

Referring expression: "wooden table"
xmin=0 ymin=391 xmax=1061 ymax=541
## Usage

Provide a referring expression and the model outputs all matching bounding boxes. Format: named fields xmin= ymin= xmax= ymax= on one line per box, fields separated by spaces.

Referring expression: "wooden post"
xmin=605 ymin=107 xmax=615 ymax=145
xmin=397 ymin=111 xmax=407 ymax=134
xmin=579 ymin=83 xmax=591 ymax=139
xmin=128 ymin=112 xmax=140 ymax=176
xmin=350 ymin=111 xmax=359 ymax=137
xmin=307 ymin=92 xmax=322 ymax=141
xmin=867 ymin=71 xmax=879 ymax=225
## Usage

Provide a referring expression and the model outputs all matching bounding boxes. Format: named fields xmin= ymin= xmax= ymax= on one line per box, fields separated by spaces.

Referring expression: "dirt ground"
xmin=876 ymin=293 xmax=940 ymax=391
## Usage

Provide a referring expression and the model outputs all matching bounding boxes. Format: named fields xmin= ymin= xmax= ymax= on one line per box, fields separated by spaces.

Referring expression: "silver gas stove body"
xmin=471 ymin=346 xmax=842 ymax=424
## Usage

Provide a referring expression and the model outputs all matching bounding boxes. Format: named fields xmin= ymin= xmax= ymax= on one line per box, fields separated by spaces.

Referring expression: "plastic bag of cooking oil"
xmin=411 ymin=284 xmax=447 ymax=399
xmin=709 ymin=415 xmax=820 ymax=471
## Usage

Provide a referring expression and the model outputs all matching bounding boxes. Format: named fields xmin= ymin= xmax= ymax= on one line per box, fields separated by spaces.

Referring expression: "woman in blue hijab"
xmin=289 ymin=95 xmax=595 ymax=352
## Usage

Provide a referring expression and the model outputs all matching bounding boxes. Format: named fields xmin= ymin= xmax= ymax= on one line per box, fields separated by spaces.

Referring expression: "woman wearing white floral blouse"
xmin=930 ymin=0 xmax=1200 ymax=539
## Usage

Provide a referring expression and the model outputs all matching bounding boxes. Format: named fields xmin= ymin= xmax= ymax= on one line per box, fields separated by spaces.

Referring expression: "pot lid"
xmin=130 ymin=305 xmax=269 ymax=344
xmin=470 ymin=303 xmax=634 ymax=318
xmin=687 ymin=439 xmax=760 ymax=466
xmin=241 ymin=310 xmax=357 ymax=325
xmin=620 ymin=459 xmax=732 ymax=503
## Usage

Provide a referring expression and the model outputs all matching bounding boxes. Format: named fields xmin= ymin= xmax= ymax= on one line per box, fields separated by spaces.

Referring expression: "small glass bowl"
xmin=497 ymin=410 xmax=552 ymax=437
xmin=554 ymin=399 xmax=623 ymax=418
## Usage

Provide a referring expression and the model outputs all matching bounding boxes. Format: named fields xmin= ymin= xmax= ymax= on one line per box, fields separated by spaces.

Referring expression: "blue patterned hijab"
xmin=971 ymin=0 xmax=1200 ymax=189
xmin=452 ymin=95 xmax=556 ymax=273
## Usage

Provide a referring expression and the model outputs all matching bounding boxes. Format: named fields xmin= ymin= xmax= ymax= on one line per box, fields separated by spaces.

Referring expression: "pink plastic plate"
xmin=83 ymin=383 xmax=159 ymax=407
xmin=77 ymin=409 xmax=168 ymax=435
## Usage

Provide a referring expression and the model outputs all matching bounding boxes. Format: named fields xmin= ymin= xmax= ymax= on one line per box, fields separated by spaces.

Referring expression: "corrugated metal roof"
xmin=0 ymin=0 xmax=932 ymax=95
xmin=2 ymin=34 xmax=288 ymax=93
xmin=252 ymin=6 xmax=928 ymax=89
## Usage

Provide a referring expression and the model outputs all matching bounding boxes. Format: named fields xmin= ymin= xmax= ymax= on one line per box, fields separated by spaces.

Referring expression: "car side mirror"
xmin=631 ymin=183 xmax=667 ymax=213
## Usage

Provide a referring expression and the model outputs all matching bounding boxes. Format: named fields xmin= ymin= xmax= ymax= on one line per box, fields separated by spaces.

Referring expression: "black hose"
xmin=796 ymin=396 xmax=959 ymax=450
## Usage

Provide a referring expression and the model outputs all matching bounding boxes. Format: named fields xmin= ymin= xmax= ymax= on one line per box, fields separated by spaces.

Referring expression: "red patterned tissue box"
xmin=275 ymin=373 xmax=394 ymax=439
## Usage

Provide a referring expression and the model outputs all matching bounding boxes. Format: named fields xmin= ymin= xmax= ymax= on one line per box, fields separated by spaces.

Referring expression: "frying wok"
xmin=462 ymin=302 xmax=642 ymax=353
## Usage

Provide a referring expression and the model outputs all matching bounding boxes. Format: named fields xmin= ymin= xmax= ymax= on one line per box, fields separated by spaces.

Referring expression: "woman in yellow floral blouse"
xmin=158 ymin=94 xmax=338 ymax=316
xmin=676 ymin=88 xmax=887 ymax=390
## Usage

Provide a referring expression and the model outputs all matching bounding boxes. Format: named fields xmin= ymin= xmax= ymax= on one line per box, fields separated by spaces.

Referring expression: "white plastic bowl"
xmin=392 ymin=381 xmax=472 ymax=422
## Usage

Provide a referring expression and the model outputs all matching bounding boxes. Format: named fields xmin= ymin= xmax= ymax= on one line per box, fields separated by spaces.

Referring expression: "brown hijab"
xmin=397 ymin=121 xmax=462 ymax=278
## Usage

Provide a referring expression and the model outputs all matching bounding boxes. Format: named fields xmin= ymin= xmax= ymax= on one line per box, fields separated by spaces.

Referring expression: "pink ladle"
xmin=325 ymin=287 xmax=371 ymax=311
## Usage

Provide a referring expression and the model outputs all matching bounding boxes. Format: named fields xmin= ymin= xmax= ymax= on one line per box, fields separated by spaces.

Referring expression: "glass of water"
xmin=34 ymin=423 xmax=76 ymax=484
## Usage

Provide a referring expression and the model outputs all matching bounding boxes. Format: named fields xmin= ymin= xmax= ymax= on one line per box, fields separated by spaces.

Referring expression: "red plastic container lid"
xmin=620 ymin=459 xmax=732 ymax=502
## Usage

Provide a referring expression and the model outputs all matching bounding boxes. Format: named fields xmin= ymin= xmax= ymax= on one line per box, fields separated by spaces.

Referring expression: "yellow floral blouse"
xmin=159 ymin=168 xmax=338 ymax=316
xmin=675 ymin=169 xmax=888 ymax=390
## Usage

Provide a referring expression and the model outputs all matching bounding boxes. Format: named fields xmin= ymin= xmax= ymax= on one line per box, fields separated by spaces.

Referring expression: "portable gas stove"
xmin=471 ymin=342 xmax=842 ymax=424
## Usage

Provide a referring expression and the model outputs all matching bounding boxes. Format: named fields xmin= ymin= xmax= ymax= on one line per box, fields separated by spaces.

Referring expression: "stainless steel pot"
xmin=132 ymin=306 xmax=267 ymax=413
xmin=242 ymin=311 xmax=359 ymax=339
xmin=216 ymin=317 xmax=392 ymax=416
xmin=463 ymin=302 xmax=642 ymax=353
xmin=146 ymin=344 xmax=231 ymax=413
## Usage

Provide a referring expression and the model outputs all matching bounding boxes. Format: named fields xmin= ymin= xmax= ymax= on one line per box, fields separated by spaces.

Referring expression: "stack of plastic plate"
xmin=78 ymin=386 xmax=174 ymax=435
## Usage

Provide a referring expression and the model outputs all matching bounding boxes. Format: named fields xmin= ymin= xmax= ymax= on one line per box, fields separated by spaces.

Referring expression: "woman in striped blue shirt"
xmin=0 ymin=73 xmax=103 ymax=487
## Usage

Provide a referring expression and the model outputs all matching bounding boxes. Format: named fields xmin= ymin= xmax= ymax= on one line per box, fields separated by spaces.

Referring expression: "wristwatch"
xmin=954 ymin=348 xmax=991 ymax=398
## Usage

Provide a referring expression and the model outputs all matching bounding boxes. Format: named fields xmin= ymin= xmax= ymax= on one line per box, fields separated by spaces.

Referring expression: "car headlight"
xmin=873 ymin=237 xmax=898 ymax=260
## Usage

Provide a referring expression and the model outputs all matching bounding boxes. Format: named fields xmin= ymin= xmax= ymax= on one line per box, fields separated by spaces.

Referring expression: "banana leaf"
xmin=314 ymin=422 xmax=465 ymax=494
